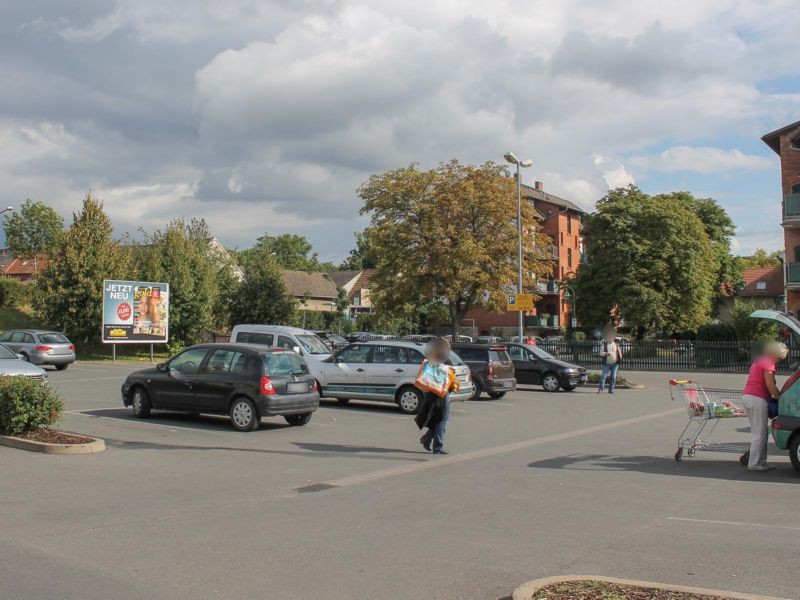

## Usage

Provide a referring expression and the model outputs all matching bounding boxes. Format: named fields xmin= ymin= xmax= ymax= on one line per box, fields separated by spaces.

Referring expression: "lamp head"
xmin=504 ymin=152 xmax=518 ymax=165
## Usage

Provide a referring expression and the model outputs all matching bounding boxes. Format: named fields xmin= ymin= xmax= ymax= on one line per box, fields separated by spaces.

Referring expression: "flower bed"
xmin=15 ymin=427 xmax=95 ymax=445
xmin=533 ymin=580 xmax=731 ymax=600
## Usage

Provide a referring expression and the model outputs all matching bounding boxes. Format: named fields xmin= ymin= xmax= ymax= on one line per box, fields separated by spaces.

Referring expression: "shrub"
xmin=573 ymin=331 xmax=587 ymax=342
xmin=0 ymin=376 xmax=64 ymax=435
xmin=696 ymin=323 xmax=737 ymax=341
xmin=0 ymin=277 xmax=33 ymax=308
xmin=166 ymin=338 xmax=186 ymax=356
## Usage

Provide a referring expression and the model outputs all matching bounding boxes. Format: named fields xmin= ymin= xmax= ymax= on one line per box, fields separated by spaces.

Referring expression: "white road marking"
xmin=668 ymin=517 xmax=800 ymax=532
xmin=319 ymin=407 xmax=683 ymax=489
xmin=53 ymin=376 xmax=125 ymax=383
xmin=62 ymin=367 xmax=108 ymax=372
xmin=65 ymin=408 xmax=122 ymax=414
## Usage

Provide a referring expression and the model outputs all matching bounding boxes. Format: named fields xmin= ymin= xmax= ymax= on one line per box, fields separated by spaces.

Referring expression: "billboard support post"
xmin=150 ymin=344 xmax=154 ymax=363
xmin=112 ymin=344 xmax=116 ymax=363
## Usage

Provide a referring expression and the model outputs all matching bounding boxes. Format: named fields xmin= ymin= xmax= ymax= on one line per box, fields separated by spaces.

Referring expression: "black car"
xmin=450 ymin=343 xmax=516 ymax=400
xmin=121 ymin=344 xmax=320 ymax=431
xmin=314 ymin=331 xmax=349 ymax=351
xmin=505 ymin=342 xmax=587 ymax=392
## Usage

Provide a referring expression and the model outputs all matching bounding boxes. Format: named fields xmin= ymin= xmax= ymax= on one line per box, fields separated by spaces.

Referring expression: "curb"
xmin=512 ymin=575 xmax=789 ymax=600
xmin=0 ymin=433 xmax=106 ymax=455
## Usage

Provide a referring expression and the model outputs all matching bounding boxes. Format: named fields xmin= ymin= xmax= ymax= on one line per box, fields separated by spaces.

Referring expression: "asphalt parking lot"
xmin=2 ymin=364 xmax=798 ymax=600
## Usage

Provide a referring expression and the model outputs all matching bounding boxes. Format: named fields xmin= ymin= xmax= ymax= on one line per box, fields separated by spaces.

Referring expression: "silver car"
xmin=0 ymin=343 xmax=48 ymax=381
xmin=0 ymin=329 xmax=76 ymax=369
xmin=310 ymin=340 xmax=474 ymax=414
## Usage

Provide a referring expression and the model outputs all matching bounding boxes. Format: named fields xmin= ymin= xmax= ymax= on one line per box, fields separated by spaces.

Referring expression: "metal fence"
xmin=537 ymin=340 xmax=799 ymax=374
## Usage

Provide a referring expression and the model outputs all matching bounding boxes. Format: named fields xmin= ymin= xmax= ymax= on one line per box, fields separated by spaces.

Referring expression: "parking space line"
xmin=667 ymin=517 xmax=800 ymax=532
xmin=54 ymin=376 xmax=126 ymax=383
xmin=309 ymin=407 xmax=683 ymax=491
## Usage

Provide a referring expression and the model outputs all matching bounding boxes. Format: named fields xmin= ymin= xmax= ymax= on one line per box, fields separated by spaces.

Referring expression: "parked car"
xmin=314 ymin=331 xmax=349 ymax=351
xmin=541 ymin=336 xmax=566 ymax=353
xmin=0 ymin=329 xmax=75 ymax=369
xmin=505 ymin=342 xmax=587 ymax=392
xmin=476 ymin=336 xmax=505 ymax=345
xmin=0 ymin=343 xmax=48 ymax=381
xmin=450 ymin=343 xmax=516 ymax=400
xmin=402 ymin=334 xmax=436 ymax=342
xmin=346 ymin=332 xmax=392 ymax=343
xmin=507 ymin=335 xmax=544 ymax=346
xmin=310 ymin=340 xmax=474 ymax=414
xmin=121 ymin=343 xmax=319 ymax=431
xmin=444 ymin=334 xmax=473 ymax=343
xmin=230 ymin=325 xmax=332 ymax=362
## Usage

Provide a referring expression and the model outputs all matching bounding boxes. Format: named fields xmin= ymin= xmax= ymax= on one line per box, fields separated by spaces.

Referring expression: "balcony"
xmin=534 ymin=280 xmax=559 ymax=295
xmin=782 ymin=193 xmax=800 ymax=226
xmin=537 ymin=245 xmax=559 ymax=260
xmin=787 ymin=263 xmax=800 ymax=288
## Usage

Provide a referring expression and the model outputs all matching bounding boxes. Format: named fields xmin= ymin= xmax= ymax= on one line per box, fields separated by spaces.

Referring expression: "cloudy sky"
xmin=1 ymin=1 xmax=798 ymax=261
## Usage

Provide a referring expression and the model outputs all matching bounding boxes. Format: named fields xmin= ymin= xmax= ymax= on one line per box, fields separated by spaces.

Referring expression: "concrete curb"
xmin=512 ymin=575 xmax=789 ymax=600
xmin=0 ymin=433 xmax=106 ymax=454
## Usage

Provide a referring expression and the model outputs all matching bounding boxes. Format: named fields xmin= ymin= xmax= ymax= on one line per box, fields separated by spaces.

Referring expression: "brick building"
xmin=465 ymin=180 xmax=586 ymax=336
xmin=763 ymin=120 xmax=800 ymax=313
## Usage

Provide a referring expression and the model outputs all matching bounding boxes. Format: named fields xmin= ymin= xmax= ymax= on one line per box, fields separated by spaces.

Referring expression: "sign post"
xmin=103 ymin=281 xmax=170 ymax=352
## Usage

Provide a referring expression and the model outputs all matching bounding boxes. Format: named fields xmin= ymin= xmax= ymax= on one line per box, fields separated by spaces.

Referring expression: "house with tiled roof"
xmin=739 ymin=266 xmax=784 ymax=303
xmin=281 ymin=270 xmax=338 ymax=312
xmin=3 ymin=254 xmax=47 ymax=282
xmin=327 ymin=269 xmax=375 ymax=318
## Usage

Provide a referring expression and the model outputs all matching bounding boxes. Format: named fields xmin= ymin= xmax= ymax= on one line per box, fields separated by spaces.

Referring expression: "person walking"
xmin=415 ymin=338 xmax=457 ymax=454
xmin=597 ymin=331 xmax=622 ymax=394
xmin=741 ymin=341 xmax=787 ymax=471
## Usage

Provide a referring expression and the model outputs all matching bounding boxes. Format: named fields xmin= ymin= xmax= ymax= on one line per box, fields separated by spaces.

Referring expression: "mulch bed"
xmin=14 ymin=428 xmax=95 ymax=445
xmin=533 ymin=580 xmax=731 ymax=600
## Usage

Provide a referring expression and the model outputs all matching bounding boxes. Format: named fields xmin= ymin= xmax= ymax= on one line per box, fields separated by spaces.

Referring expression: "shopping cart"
xmin=669 ymin=379 xmax=747 ymax=462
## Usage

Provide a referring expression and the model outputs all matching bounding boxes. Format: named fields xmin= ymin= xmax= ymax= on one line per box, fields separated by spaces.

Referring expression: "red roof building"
xmin=3 ymin=255 xmax=47 ymax=282
xmin=739 ymin=266 xmax=784 ymax=300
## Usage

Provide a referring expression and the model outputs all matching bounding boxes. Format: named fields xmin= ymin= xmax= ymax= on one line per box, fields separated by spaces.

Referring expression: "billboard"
xmin=102 ymin=280 xmax=169 ymax=344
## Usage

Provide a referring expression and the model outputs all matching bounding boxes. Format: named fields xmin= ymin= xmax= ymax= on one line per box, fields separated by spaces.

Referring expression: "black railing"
xmin=537 ymin=340 xmax=799 ymax=374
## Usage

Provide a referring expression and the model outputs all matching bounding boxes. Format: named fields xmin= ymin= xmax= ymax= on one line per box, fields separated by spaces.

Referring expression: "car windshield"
xmin=329 ymin=335 xmax=348 ymax=344
xmin=447 ymin=350 xmax=464 ymax=366
xmin=296 ymin=334 xmax=331 ymax=354
xmin=39 ymin=333 xmax=69 ymax=344
xmin=264 ymin=352 xmax=308 ymax=376
xmin=528 ymin=345 xmax=555 ymax=360
xmin=0 ymin=344 xmax=19 ymax=360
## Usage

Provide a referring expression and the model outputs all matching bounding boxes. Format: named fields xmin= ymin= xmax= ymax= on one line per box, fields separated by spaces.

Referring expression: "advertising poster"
xmin=102 ymin=280 xmax=170 ymax=343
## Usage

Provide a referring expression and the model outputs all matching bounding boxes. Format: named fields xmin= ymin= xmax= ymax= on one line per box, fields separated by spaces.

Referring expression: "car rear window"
xmin=39 ymin=333 xmax=69 ymax=344
xmin=455 ymin=347 xmax=488 ymax=362
xmin=236 ymin=331 xmax=274 ymax=346
xmin=489 ymin=349 xmax=510 ymax=364
xmin=264 ymin=352 xmax=308 ymax=376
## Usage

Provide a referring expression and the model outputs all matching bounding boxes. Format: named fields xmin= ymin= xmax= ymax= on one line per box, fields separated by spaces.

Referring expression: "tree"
xmin=228 ymin=241 xmax=295 ymax=326
xmin=4 ymin=199 xmax=64 ymax=271
xmin=339 ymin=232 xmax=376 ymax=270
xmin=136 ymin=219 xmax=221 ymax=344
xmin=359 ymin=160 xmax=552 ymax=337
xmin=574 ymin=186 xmax=718 ymax=336
xmin=240 ymin=234 xmax=322 ymax=271
xmin=737 ymin=248 xmax=783 ymax=270
xmin=37 ymin=194 xmax=131 ymax=345
xmin=730 ymin=298 xmax=778 ymax=341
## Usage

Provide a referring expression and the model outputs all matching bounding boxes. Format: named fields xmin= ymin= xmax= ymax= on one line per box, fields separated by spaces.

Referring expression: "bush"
xmin=696 ymin=323 xmax=737 ymax=341
xmin=573 ymin=331 xmax=587 ymax=342
xmin=0 ymin=277 xmax=34 ymax=308
xmin=166 ymin=338 xmax=186 ymax=356
xmin=0 ymin=376 xmax=64 ymax=435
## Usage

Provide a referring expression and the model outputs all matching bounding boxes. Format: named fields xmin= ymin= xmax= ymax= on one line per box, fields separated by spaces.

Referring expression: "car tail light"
xmin=487 ymin=363 xmax=495 ymax=379
xmin=773 ymin=421 xmax=782 ymax=430
xmin=68 ymin=344 xmax=75 ymax=351
xmin=312 ymin=380 xmax=319 ymax=392
xmin=35 ymin=345 xmax=52 ymax=352
xmin=260 ymin=376 xmax=277 ymax=395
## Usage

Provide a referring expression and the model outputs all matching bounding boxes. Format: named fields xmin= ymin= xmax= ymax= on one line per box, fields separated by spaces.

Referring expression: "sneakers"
xmin=747 ymin=465 xmax=775 ymax=472
xmin=433 ymin=449 xmax=449 ymax=455
xmin=419 ymin=436 xmax=431 ymax=452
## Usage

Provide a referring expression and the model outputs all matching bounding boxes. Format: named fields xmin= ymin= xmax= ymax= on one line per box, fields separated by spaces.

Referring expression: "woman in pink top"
xmin=741 ymin=341 xmax=787 ymax=471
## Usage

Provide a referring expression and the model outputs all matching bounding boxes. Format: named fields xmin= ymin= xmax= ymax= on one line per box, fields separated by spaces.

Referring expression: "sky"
xmin=1 ymin=1 xmax=798 ymax=262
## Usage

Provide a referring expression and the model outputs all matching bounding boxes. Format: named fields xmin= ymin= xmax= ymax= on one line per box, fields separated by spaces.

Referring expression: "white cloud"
xmin=630 ymin=146 xmax=774 ymax=174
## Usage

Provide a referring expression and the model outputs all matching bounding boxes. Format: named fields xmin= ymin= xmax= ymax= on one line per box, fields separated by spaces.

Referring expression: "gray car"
xmin=0 ymin=329 xmax=76 ymax=369
xmin=0 ymin=343 xmax=48 ymax=381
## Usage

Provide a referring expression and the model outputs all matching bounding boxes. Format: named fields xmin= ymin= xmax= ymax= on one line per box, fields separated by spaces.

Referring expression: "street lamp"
xmin=0 ymin=207 xmax=13 ymax=216
xmin=561 ymin=283 xmax=577 ymax=328
xmin=504 ymin=152 xmax=532 ymax=341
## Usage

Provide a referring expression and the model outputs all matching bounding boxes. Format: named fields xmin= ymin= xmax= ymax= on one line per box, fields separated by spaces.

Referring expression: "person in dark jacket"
xmin=415 ymin=338 xmax=456 ymax=454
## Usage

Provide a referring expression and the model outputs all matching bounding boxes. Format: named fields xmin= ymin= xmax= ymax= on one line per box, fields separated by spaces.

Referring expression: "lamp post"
xmin=0 ymin=207 xmax=13 ymax=216
xmin=561 ymin=283 xmax=576 ymax=328
xmin=504 ymin=152 xmax=532 ymax=341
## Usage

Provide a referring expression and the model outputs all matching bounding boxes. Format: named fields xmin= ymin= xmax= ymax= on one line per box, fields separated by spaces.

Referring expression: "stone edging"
xmin=512 ymin=575 xmax=789 ymax=600
xmin=0 ymin=433 xmax=106 ymax=454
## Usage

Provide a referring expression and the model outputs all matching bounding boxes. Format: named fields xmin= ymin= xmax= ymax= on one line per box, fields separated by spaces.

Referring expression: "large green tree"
xmin=228 ymin=240 xmax=295 ymax=325
xmin=240 ymin=234 xmax=323 ymax=272
xmin=4 ymin=199 xmax=64 ymax=268
xmin=737 ymin=248 xmax=782 ymax=270
xmin=574 ymin=186 xmax=719 ymax=335
xmin=136 ymin=219 xmax=220 ymax=344
xmin=339 ymin=231 xmax=376 ymax=270
xmin=360 ymin=160 xmax=552 ymax=337
xmin=37 ymin=194 xmax=131 ymax=345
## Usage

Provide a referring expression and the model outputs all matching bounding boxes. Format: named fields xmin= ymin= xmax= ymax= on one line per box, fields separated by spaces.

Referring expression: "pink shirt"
xmin=742 ymin=356 xmax=776 ymax=401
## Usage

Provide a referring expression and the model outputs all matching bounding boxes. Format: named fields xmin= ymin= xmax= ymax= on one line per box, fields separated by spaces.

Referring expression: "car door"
xmin=5 ymin=331 xmax=25 ymax=354
xmin=155 ymin=347 xmax=210 ymax=409
xmin=367 ymin=345 xmax=408 ymax=399
xmin=509 ymin=345 xmax=539 ymax=385
xmin=323 ymin=344 xmax=372 ymax=398
xmin=193 ymin=348 xmax=242 ymax=413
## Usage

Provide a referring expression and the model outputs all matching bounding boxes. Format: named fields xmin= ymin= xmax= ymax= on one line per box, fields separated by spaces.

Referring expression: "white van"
xmin=229 ymin=325 xmax=333 ymax=362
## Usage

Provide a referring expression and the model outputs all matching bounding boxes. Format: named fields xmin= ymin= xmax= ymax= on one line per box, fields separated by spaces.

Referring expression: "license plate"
xmin=287 ymin=382 xmax=308 ymax=394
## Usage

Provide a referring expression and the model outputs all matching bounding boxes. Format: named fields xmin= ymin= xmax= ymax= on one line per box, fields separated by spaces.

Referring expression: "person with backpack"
xmin=597 ymin=331 xmax=623 ymax=394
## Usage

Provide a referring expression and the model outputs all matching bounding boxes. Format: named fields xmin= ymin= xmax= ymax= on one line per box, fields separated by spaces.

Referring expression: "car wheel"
xmin=488 ymin=391 xmax=506 ymax=399
xmin=542 ymin=373 xmax=561 ymax=392
xmin=397 ymin=386 xmax=423 ymax=414
xmin=337 ymin=398 xmax=351 ymax=405
xmin=790 ymin=434 xmax=800 ymax=473
xmin=230 ymin=397 xmax=259 ymax=431
xmin=131 ymin=387 xmax=151 ymax=418
xmin=55 ymin=364 xmax=69 ymax=371
xmin=470 ymin=383 xmax=483 ymax=401
xmin=285 ymin=413 xmax=312 ymax=426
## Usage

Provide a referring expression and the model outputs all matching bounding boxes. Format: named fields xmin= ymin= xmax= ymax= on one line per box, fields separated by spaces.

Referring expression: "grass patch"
xmin=533 ymin=580 xmax=730 ymax=599
xmin=0 ymin=305 xmax=45 ymax=331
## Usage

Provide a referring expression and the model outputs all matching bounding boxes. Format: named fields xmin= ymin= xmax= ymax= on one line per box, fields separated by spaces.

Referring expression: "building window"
xmin=756 ymin=281 xmax=767 ymax=290
xmin=567 ymin=215 xmax=572 ymax=235
xmin=560 ymin=232 xmax=563 ymax=245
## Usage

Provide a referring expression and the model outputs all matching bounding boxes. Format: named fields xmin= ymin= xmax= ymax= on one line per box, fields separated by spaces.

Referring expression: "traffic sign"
xmin=507 ymin=293 xmax=533 ymax=311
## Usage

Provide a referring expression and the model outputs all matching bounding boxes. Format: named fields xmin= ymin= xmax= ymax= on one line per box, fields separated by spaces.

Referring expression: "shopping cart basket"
xmin=669 ymin=379 xmax=747 ymax=462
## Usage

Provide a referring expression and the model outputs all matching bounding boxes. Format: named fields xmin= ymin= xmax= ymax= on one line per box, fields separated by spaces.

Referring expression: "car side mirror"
xmin=16 ymin=353 xmax=24 ymax=360
xmin=156 ymin=362 xmax=167 ymax=372
xmin=529 ymin=355 xmax=537 ymax=362
xmin=292 ymin=346 xmax=302 ymax=355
